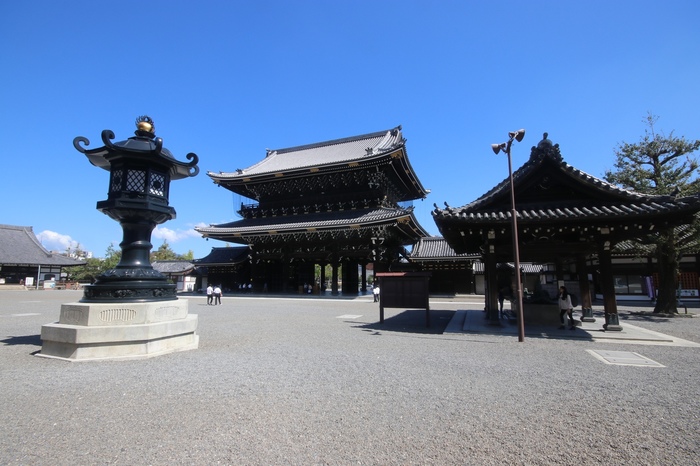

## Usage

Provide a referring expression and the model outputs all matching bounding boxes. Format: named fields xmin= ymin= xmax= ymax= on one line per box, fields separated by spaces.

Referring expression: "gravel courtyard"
xmin=1 ymin=290 xmax=699 ymax=465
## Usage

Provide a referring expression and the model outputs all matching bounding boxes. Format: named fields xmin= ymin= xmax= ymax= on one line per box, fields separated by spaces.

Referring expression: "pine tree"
xmin=604 ymin=113 xmax=700 ymax=313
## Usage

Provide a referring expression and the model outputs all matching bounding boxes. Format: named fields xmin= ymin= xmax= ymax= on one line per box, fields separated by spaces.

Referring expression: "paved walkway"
xmin=3 ymin=290 xmax=700 ymax=465
xmin=453 ymin=309 xmax=700 ymax=346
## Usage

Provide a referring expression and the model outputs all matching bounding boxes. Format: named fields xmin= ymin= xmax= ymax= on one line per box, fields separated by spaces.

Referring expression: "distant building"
xmin=0 ymin=224 xmax=86 ymax=287
xmin=151 ymin=260 xmax=197 ymax=292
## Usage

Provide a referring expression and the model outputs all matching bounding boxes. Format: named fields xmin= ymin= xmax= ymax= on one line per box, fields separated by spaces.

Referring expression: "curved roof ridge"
xmin=444 ymin=140 xmax=667 ymax=214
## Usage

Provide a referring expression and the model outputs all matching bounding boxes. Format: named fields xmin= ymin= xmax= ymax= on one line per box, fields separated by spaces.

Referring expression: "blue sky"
xmin=1 ymin=0 xmax=698 ymax=259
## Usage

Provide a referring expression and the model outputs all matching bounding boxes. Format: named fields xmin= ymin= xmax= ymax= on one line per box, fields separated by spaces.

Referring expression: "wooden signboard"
xmin=376 ymin=272 xmax=432 ymax=326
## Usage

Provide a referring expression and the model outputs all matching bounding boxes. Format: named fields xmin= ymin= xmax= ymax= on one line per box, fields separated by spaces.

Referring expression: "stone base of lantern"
xmin=38 ymin=299 xmax=198 ymax=361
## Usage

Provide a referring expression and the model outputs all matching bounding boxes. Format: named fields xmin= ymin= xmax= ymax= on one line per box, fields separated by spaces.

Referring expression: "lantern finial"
xmin=135 ymin=115 xmax=155 ymax=137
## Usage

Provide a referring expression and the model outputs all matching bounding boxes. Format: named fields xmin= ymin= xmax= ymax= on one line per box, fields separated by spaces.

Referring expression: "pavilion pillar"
xmin=598 ymin=241 xmax=622 ymax=331
xmin=484 ymin=244 xmax=500 ymax=324
xmin=577 ymin=254 xmax=595 ymax=322
xmin=331 ymin=260 xmax=339 ymax=296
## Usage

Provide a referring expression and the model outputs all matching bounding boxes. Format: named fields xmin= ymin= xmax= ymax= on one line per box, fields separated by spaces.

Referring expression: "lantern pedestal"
xmin=39 ymin=299 xmax=198 ymax=361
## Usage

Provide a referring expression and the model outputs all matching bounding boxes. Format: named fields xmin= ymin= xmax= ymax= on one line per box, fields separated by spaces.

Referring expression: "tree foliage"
xmin=65 ymin=240 xmax=195 ymax=283
xmin=151 ymin=240 xmax=193 ymax=261
xmin=604 ymin=113 xmax=700 ymax=313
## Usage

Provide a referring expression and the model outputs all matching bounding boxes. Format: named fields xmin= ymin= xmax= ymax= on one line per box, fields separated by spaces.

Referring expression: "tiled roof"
xmin=193 ymin=247 xmax=250 ymax=265
xmin=196 ymin=207 xmax=428 ymax=236
xmin=0 ymin=224 xmax=86 ymax=266
xmin=151 ymin=260 xmax=195 ymax=274
xmin=210 ymin=127 xmax=404 ymax=179
xmin=435 ymin=198 xmax=700 ymax=224
xmin=410 ymin=237 xmax=478 ymax=260
xmin=433 ymin=141 xmax=700 ymax=224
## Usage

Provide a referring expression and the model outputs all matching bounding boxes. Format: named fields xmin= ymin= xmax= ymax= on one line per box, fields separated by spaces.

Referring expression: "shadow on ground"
xmin=1 ymin=334 xmax=42 ymax=346
xmin=355 ymin=309 xmax=455 ymax=335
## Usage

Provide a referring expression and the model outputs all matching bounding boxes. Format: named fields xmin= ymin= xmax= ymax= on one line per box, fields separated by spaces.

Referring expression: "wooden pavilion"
xmin=196 ymin=126 xmax=430 ymax=294
xmin=432 ymin=134 xmax=700 ymax=330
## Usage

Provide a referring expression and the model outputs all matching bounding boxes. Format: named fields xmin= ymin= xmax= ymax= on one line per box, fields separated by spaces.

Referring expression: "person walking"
xmin=558 ymin=285 xmax=575 ymax=330
xmin=206 ymin=284 xmax=214 ymax=305
xmin=214 ymin=285 xmax=222 ymax=305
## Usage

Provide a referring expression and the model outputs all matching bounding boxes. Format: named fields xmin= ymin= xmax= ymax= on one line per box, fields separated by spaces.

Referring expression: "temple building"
xmin=432 ymin=133 xmax=700 ymax=329
xmin=196 ymin=126 xmax=430 ymax=294
xmin=0 ymin=224 xmax=85 ymax=288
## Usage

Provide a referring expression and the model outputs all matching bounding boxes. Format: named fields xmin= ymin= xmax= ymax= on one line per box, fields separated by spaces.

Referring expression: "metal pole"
xmin=506 ymin=141 xmax=526 ymax=342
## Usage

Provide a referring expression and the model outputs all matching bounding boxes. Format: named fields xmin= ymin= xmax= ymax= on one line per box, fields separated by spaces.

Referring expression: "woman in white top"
xmin=558 ymin=286 xmax=575 ymax=330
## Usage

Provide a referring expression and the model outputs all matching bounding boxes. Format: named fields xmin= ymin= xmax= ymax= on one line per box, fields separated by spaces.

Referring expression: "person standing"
xmin=214 ymin=285 xmax=222 ymax=305
xmin=373 ymin=284 xmax=380 ymax=302
xmin=206 ymin=284 xmax=214 ymax=305
xmin=558 ymin=286 xmax=575 ymax=330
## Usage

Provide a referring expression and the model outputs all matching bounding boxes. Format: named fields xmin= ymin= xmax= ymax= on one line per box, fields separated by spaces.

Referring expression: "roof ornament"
xmin=529 ymin=131 xmax=562 ymax=162
xmin=537 ymin=132 xmax=552 ymax=150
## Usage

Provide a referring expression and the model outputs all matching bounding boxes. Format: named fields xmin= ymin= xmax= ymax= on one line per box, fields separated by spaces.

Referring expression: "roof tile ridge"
xmin=25 ymin=226 xmax=53 ymax=258
xmin=557 ymin=158 xmax=650 ymax=200
xmin=274 ymin=129 xmax=392 ymax=155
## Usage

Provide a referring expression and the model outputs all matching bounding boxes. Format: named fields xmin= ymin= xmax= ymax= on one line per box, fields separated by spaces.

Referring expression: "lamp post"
xmin=491 ymin=129 xmax=526 ymax=342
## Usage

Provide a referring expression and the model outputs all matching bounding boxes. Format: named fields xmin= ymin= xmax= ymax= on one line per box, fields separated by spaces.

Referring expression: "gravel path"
xmin=1 ymin=291 xmax=699 ymax=465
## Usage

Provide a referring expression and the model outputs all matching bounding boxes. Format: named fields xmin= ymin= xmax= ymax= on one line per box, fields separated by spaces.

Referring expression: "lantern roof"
xmin=73 ymin=116 xmax=199 ymax=180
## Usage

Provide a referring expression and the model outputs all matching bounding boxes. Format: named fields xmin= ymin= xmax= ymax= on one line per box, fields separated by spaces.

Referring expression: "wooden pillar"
xmin=577 ymin=254 xmax=595 ymax=322
xmin=484 ymin=244 xmax=500 ymax=325
xmin=331 ymin=261 xmax=339 ymax=296
xmin=320 ymin=263 xmax=327 ymax=294
xmin=361 ymin=262 xmax=367 ymax=293
xmin=598 ymin=240 xmax=622 ymax=331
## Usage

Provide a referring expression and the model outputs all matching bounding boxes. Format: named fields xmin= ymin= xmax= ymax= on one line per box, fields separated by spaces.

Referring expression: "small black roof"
xmin=410 ymin=237 xmax=478 ymax=261
xmin=151 ymin=260 xmax=195 ymax=274
xmin=193 ymin=247 xmax=251 ymax=265
xmin=0 ymin=225 xmax=86 ymax=266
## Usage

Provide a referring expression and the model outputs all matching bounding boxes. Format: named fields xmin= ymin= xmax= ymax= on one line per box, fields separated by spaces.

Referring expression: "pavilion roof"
xmin=0 ymin=224 xmax=86 ymax=267
xmin=196 ymin=207 xmax=429 ymax=240
xmin=432 ymin=135 xmax=700 ymax=256
xmin=210 ymin=127 xmax=406 ymax=179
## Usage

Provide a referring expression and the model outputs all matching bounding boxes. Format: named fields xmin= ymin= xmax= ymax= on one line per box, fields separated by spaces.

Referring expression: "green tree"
xmin=102 ymin=244 xmax=122 ymax=271
xmin=604 ymin=113 xmax=700 ymax=313
xmin=151 ymin=240 xmax=179 ymax=261
xmin=64 ymin=257 xmax=102 ymax=283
